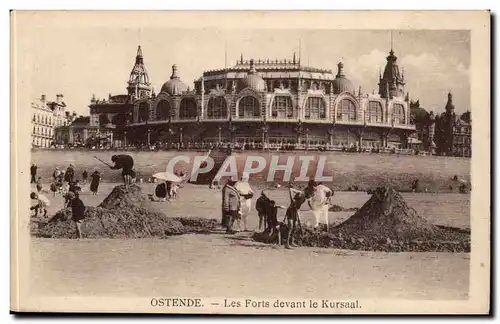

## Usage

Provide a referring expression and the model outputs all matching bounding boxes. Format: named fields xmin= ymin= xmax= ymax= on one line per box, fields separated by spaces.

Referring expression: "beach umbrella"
xmin=152 ymin=172 xmax=183 ymax=183
xmin=234 ymin=181 xmax=253 ymax=195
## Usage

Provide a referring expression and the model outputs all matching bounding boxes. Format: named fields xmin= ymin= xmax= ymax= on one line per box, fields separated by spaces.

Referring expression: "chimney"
xmin=41 ymin=94 xmax=46 ymax=102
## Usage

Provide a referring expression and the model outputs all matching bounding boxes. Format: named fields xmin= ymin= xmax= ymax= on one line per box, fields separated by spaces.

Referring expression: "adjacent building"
xmin=31 ymin=94 xmax=67 ymax=148
xmin=434 ymin=92 xmax=471 ymax=157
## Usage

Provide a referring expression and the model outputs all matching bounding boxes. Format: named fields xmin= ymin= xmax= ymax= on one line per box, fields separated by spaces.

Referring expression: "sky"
xmin=23 ymin=27 xmax=470 ymax=116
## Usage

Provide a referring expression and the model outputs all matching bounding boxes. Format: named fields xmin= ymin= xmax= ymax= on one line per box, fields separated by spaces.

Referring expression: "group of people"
xmin=154 ymin=181 xmax=182 ymax=202
xmin=48 ymin=165 xmax=102 ymax=197
xmin=30 ymin=155 xmax=138 ymax=239
xmin=221 ymin=178 xmax=334 ymax=249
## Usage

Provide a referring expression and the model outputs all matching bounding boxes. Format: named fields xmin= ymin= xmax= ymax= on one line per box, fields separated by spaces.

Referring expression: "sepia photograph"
xmin=10 ymin=10 xmax=490 ymax=314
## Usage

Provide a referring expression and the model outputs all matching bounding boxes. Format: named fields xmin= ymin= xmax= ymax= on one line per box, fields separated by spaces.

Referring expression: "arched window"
xmin=32 ymin=126 xmax=35 ymax=134
xmin=99 ymin=114 xmax=110 ymax=126
xmin=304 ymin=97 xmax=326 ymax=120
xmin=32 ymin=115 xmax=35 ymax=122
xmin=49 ymin=117 xmax=52 ymax=125
xmin=36 ymin=114 xmax=40 ymax=123
xmin=393 ymin=103 xmax=406 ymax=124
xmin=138 ymin=102 xmax=149 ymax=122
xmin=337 ymin=99 xmax=357 ymax=121
xmin=179 ymin=98 xmax=197 ymax=120
xmin=156 ymin=100 xmax=171 ymax=121
xmin=238 ymin=96 xmax=260 ymax=118
xmin=368 ymin=101 xmax=383 ymax=123
xmin=207 ymin=96 xmax=228 ymax=119
xmin=271 ymin=96 xmax=294 ymax=119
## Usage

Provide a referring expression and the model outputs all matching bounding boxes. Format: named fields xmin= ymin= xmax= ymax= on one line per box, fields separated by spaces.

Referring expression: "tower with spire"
xmin=378 ymin=35 xmax=405 ymax=99
xmin=445 ymin=91 xmax=455 ymax=113
xmin=127 ymin=45 xmax=152 ymax=99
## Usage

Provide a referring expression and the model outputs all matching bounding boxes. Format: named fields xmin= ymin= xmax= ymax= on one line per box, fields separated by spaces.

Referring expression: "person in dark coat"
xmin=155 ymin=182 xmax=168 ymax=202
xmin=30 ymin=163 xmax=37 ymax=184
xmin=255 ymin=191 xmax=274 ymax=232
xmin=65 ymin=191 xmax=86 ymax=239
xmin=110 ymin=155 xmax=134 ymax=190
xmin=82 ymin=170 xmax=89 ymax=184
xmin=64 ymin=164 xmax=75 ymax=183
xmin=90 ymin=171 xmax=101 ymax=195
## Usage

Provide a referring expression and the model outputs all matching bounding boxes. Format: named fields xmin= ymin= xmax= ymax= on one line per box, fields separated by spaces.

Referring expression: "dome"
xmin=331 ymin=62 xmax=355 ymax=94
xmin=160 ymin=65 xmax=188 ymax=95
xmin=239 ymin=59 xmax=265 ymax=92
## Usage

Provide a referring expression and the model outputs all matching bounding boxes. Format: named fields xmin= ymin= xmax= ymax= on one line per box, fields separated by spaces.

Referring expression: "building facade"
xmin=31 ymin=94 xmax=67 ymax=148
xmin=85 ymin=46 xmax=147 ymax=147
xmin=127 ymin=47 xmax=416 ymax=149
xmin=434 ymin=92 xmax=471 ymax=157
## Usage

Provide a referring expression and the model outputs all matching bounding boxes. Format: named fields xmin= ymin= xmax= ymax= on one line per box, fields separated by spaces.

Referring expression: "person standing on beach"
xmin=36 ymin=176 xmax=43 ymax=193
xmin=30 ymin=163 xmax=37 ymax=184
xmin=65 ymin=164 xmax=75 ymax=183
xmin=284 ymin=185 xmax=307 ymax=249
xmin=221 ymin=179 xmax=241 ymax=234
xmin=305 ymin=180 xmax=333 ymax=231
xmin=82 ymin=170 xmax=89 ymax=184
xmin=65 ymin=191 xmax=86 ymax=239
xmin=109 ymin=154 xmax=134 ymax=190
xmin=90 ymin=170 xmax=101 ymax=195
xmin=52 ymin=167 xmax=61 ymax=181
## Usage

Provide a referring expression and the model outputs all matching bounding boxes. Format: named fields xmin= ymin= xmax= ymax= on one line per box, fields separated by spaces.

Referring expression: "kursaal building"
xmin=91 ymin=45 xmax=416 ymax=148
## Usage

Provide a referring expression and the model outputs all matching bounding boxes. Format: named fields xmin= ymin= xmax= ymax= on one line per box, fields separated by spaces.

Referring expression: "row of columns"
xmin=126 ymin=123 xmax=410 ymax=148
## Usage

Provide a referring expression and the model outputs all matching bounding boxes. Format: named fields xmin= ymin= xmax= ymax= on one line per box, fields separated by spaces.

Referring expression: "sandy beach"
xmin=28 ymin=181 xmax=470 ymax=300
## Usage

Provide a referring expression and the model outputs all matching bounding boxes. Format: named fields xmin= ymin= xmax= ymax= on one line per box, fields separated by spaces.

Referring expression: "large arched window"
xmin=393 ymin=103 xmax=406 ymax=124
xmin=138 ymin=102 xmax=149 ymax=122
xmin=304 ymin=97 xmax=326 ymax=120
xmin=179 ymin=98 xmax=197 ymax=120
xmin=368 ymin=101 xmax=383 ymax=123
xmin=156 ymin=100 xmax=171 ymax=121
xmin=207 ymin=96 xmax=228 ymax=119
xmin=271 ymin=96 xmax=294 ymax=119
xmin=337 ymin=99 xmax=357 ymax=121
xmin=238 ymin=96 xmax=260 ymax=119
xmin=99 ymin=114 xmax=110 ymax=126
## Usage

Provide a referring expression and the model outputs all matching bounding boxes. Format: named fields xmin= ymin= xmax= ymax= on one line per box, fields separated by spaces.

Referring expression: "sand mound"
xmin=98 ymin=184 xmax=146 ymax=209
xmin=31 ymin=184 xmax=218 ymax=239
xmin=253 ymin=186 xmax=470 ymax=252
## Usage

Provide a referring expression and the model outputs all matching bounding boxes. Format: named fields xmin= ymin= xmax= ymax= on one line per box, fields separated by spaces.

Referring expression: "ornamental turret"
xmin=127 ymin=45 xmax=152 ymax=99
xmin=378 ymin=48 xmax=405 ymax=99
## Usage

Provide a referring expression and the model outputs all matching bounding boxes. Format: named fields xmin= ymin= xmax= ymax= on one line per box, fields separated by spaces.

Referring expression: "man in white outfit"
xmin=305 ymin=180 xmax=333 ymax=231
xmin=234 ymin=179 xmax=254 ymax=232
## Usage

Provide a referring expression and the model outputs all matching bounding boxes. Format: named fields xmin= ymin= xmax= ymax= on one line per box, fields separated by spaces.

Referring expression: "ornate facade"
xmin=31 ymin=94 xmax=67 ymax=148
xmin=127 ymin=47 xmax=416 ymax=149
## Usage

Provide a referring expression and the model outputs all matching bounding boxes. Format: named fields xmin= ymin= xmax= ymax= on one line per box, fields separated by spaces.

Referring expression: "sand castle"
xmin=32 ymin=184 xmax=218 ymax=239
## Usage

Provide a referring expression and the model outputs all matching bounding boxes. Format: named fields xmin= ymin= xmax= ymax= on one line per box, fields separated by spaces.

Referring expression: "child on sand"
xmin=36 ymin=177 xmax=43 ymax=193
xmin=90 ymin=170 xmax=101 ymax=195
xmin=30 ymin=192 xmax=50 ymax=218
xmin=50 ymin=182 xmax=58 ymax=197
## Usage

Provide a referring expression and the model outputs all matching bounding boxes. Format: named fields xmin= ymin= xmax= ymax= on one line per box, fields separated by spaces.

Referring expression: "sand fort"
xmin=31 ymin=184 xmax=469 ymax=253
